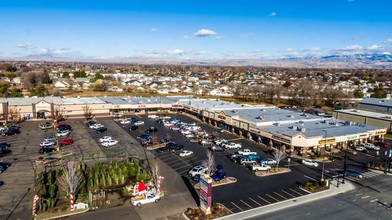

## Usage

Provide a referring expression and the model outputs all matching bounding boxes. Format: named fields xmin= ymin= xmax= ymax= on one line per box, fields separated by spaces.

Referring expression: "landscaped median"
xmin=194 ymin=177 xmax=237 ymax=189
xmin=146 ymin=143 xmax=166 ymax=150
xmin=183 ymin=203 xmax=232 ymax=220
xmin=255 ymin=168 xmax=291 ymax=177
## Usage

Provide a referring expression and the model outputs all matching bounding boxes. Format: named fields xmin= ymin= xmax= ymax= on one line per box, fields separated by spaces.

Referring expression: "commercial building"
xmin=0 ymin=96 xmax=386 ymax=153
xmin=359 ymin=97 xmax=392 ymax=114
xmin=333 ymin=109 xmax=392 ymax=132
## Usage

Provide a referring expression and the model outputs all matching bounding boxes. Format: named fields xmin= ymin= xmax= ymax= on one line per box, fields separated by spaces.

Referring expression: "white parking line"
xmin=304 ymin=175 xmax=318 ymax=182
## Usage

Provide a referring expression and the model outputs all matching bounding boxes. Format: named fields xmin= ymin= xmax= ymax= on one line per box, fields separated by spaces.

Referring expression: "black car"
xmin=96 ymin=127 xmax=107 ymax=133
xmin=3 ymin=129 xmax=20 ymax=136
xmin=137 ymin=134 xmax=152 ymax=140
xmin=0 ymin=142 xmax=11 ymax=149
xmin=0 ymin=148 xmax=12 ymax=156
xmin=160 ymin=138 xmax=170 ymax=143
xmin=145 ymin=127 xmax=158 ymax=133
xmin=170 ymin=144 xmax=184 ymax=152
xmin=156 ymin=146 xmax=171 ymax=153
xmin=39 ymin=147 xmax=56 ymax=154
xmin=57 ymin=124 xmax=72 ymax=131
xmin=130 ymin=126 xmax=139 ymax=131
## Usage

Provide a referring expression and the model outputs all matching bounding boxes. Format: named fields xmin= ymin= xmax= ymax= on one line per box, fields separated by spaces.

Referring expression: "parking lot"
xmin=114 ymin=113 xmax=387 ymax=213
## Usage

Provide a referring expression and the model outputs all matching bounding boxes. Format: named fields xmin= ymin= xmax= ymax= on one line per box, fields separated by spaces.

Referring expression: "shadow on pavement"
xmin=181 ymin=176 xmax=200 ymax=206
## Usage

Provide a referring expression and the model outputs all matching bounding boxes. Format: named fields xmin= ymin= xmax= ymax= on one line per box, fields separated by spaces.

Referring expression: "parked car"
xmin=131 ymin=192 xmax=161 ymax=207
xmin=169 ymin=144 xmax=184 ymax=152
xmin=40 ymin=141 xmax=55 ymax=147
xmin=346 ymin=169 xmax=363 ymax=178
xmin=252 ymin=164 xmax=272 ymax=171
xmin=134 ymin=121 xmax=145 ymax=125
xmin=147 ymin=115 xmax=159 ymax=119
xmin=160 ymin=138 xmax=170 ymax=143
xmin=137 ymin=134 xmax=152 ymax=140
xmin=102 ymin=140 xmax=118 ymax=147
xmin=179 ymin=150 xmax=193 ymax=157
xmin=0 ymin=149 xmax=12 ymax=157
xmin=224 ymin=142 xmax=242 ymax=150
xmin=260 ymin=158 xmax=277 ymax=165
xmin=44 ymin=136 xmax=56 ymax=142
xmin=120 ymin=119 xmax=131 ymax=124
xmin=238 ymin=157 xmax=257 ymax=166
xmin=156 ymin=146 xmax=171 ymax=153
xmin=237 ymin=149 xmax=257 ymax=156
xmin=99 ymin=136 xmax=113 ymax=142
xmin=39 ymin=147 xmax=56 ymax=154
xmin=355 ymin=146 xmax=368 ymax=153
xmin=0 ymin=142 xmax=11 ymax=149
xmin=96 ymin=127 xmax=108 ymax=133
xmin=145 ymin=127 xmax=158 ymax=133
xmin=229 ymin=154 xmax=244 ymax=162
xmin=209 ymin=145 xmax=225 ymax=152
xmin=302 ymin=159 xmax=318 ymax=167
xmin=200 ymin=139 xmax=213 ymax=146
xmin=61 ymin=138 xmax=73 ymax=146
xmin=57 ymin=130 xmax=70 ymax=137
xmin=211 ymin=169 xmax=226 ymax=181
xmin=130 ymin=126 xmax=139 ymax=131
xmin=360 ymin=143 xmax=380 ymax=151
xmin=373 ymin=142 xmax=388 ymax=148
xmin=3 ymin=129 xmax=20 ymax=136
xmin=188 ymin=165 xmax=207 ymax=177
xmin=39 ymin=123 xmax=53 ymax=130
xmin=57 ymin=124 xmax=72 ymax=131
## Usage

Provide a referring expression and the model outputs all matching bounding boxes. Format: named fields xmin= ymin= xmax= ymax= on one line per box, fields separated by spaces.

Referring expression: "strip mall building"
xmin=0 ymin=96 xmax=386 ymax=153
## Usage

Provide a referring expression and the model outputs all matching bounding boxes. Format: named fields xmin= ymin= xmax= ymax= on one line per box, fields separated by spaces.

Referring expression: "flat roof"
xmin=261 ymin=118 xmax=380 ymax=138
xmin=99 ymin=96 xmax=188 ymax=105
xmin=224 ymin=108 xmax=320 ymax=124
xmin=0 ymin=97 xmax=62 ymax=105
xmin=336 ymin=109 xmax=392 ymax=121
xmin=179 ymin=98 xmax=267 ymax=111
xmin=360 ymin=97 xmax=392 ymax=108
xmin=60 ymin=97 xmax=106 ymax=105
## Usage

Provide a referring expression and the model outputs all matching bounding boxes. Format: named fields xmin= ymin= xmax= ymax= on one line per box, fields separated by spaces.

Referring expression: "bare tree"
xmin=202 ymin=150 xmax=215 ymax=176
xmin=272 ymin=147 xmax=286 ymax=170
xmin=54 ymin=106 xmax=65 ymax=122
xmin=8 ymin=107 xmax=21 ymax=122
xmin=82 ymin=105 xmax=93 ymax=120
xmin=58 ymin=161 xmax=83 ymax=211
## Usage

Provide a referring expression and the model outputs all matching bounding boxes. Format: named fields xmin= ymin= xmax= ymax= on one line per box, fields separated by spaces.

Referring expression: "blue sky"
xmin=1 ymin=0 xmax=392 ymax=60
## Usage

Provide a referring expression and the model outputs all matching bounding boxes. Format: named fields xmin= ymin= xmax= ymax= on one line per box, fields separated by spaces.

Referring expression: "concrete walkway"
xmin=216 ymin=179 xmax=356 ymax=220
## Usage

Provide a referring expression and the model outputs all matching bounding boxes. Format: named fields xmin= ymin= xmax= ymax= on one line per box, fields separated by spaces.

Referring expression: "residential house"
xmin=54 ymin=81 xmax=70 ymax=89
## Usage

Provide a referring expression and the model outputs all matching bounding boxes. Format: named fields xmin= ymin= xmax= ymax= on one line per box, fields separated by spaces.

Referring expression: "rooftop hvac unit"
xmin=288 ymin=115 xmax=294 ymax=118
xmin=256 ymin=116 xmax=263 ymax=120
xmin=299 ymin=121 xmax=304 ymax=124
xmin=300 ymin=128 xmax=306 ymax=132
xmin=273 ymin=123 xmax=281 ymax=126
xmin=291 ymin=126 xmax=297 ymax=130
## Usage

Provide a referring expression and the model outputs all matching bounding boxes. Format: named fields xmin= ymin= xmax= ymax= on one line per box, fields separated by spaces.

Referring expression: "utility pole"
xmin=342 ymin=144 xmax=350 ymax=184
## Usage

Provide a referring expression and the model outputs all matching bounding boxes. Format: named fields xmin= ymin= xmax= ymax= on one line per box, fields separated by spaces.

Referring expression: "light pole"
xmin=321 ymin=130 xmax=327 ymax=181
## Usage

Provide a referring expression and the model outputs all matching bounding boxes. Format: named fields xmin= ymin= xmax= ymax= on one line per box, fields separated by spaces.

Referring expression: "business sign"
xmin=347 ymin=136 xmax=358 ymax=141
xmin=192 ymin=108 xmax=199 ymax=113
xmin=199 ymin=175 xmax=212 ymax=215
xmin=377 ymin=130 xmax=387 ymax=135
xmin=218 ymin=115 xmax=226 ymax=120
xmin=36 ymin=101 xmax=51 ymax=111
xmin=319 ymin=138 xmax=336 ymax=145
xmin=272 ymin=135 xmax=291 ymax=144
xmin=138 ymin=104 xmax=146 ymax=109
xmin=359 ymin=134 xmax=369 ymax=138
xmin=171 ymin=104 xmax=183 ymax=108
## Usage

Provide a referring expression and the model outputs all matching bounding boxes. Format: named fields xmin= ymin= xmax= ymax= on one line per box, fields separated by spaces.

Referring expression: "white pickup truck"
xmin=131 ymin=192 xmax=161 ymax=207
xmin=237 ymin=149 xmax=257 ymax=156
xmin=252 ymin=164 xmax=271 ymax=171
xmin=224 ymin=142 xmax=242 ymax=150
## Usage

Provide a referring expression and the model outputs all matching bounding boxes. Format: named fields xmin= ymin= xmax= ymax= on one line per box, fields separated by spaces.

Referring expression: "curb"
xmin=255 ymin=168 xmax=291 ymax=177
xmin=215 ymin=181 xmax=355 ymax=220
xmin=35 ymin=208 xmax=90 ymax=220
xmin=194 ymin=177 xmax=237 ymax=189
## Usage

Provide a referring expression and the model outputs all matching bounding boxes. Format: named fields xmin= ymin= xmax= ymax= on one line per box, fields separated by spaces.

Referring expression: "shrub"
xmin=303 ymin=181 xmax=310 ymax=188
xmin=320 ymin=180 xmax=327 ymax=187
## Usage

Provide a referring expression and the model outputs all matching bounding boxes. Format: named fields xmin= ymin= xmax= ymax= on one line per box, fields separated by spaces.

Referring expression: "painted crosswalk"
xmin=345 ymin=170 xmax=381 ymax=182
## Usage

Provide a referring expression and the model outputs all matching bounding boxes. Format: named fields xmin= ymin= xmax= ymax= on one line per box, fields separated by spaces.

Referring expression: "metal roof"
xmin=336 ymin=109 xmax=392 ymax=121
xmin=360 ymin=97 xmax=392 ymax=107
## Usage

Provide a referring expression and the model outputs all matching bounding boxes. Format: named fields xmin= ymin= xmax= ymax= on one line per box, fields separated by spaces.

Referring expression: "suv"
xmin=145 ymin=127 xmax=158 ymax=133
xmin=360 ymin=143 xmax=380 ymax=151
xmin=238 ymin=157 xmax=257 ymax=166
xmin=170 ymin=144 xmax=184 ymax=152
xmin=96 ymin=127 xmax=108 ymax=133
xmin=156 ymin=146 xmax=171 ymax=153
xmin=188 ymin=165 xmax=207 ymax=177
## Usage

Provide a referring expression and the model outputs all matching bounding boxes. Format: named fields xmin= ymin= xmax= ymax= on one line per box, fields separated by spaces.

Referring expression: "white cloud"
xmin=269 ymin=12 xmax=277 ymax=16
xmin=40 ymin=48 xmax=72 ymax=55
xmin=384 ymin=39 xmax=392 ymax=44
xmin=167 ymin=49 xmax=183 ymax=55
xmin=194 ymin=29 xmax=217 ymax=37
xmin=150 ymin=28 xmax=157 ymax=32
xmin=368 ymin=44 xmax=383 ymax=51
xmin=17 ymin=42 xmax=35 ymax=49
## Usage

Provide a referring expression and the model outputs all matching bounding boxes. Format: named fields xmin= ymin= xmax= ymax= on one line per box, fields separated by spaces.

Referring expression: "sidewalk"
xmin=216 ymin=179 xmax=355 ymax=220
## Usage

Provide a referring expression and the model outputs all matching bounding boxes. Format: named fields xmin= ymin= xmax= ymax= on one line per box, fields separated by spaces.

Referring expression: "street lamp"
xmin=321 ymin=130 xmax=327 ymax=181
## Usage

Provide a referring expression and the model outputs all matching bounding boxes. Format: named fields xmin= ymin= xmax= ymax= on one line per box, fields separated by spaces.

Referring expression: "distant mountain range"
xmin=1 ymin=52 xmax=391 ymax=69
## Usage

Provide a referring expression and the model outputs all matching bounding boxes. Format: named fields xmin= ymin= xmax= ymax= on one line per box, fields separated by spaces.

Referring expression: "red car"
xmin=61 ymin=138 xmax=73 ymax=146
xmin=56 ymin=122 xmax=66 ymax=127
xmin=373 ymin=142 xmax=388 ymax=148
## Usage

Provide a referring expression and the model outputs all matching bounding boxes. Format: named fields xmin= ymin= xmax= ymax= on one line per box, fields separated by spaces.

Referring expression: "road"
xmin=249 ymin=174 xmax=392 ymax=220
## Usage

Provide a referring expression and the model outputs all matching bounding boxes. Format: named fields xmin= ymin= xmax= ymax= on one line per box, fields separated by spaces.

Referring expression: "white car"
xmin=40 ymin=141 xmax=55 ymax=147
xmin=224 ymin=142 xmax=242 ymax=150
xmin=185 ymin=133 xmax=195 ymax=138
xmin=120 ymin=119 xmax=131 ymax=124
xmin=134 ymin=121 xmax=145 ymax=125
xmin=355 ymin=146 xmax=368 ymax=152
xmin=39 ymin=123 xmax=52 ymax=130
xmin=0 ymin=127 xmax=6 ymax=132
xmin=252 ymin=164 xmax=271 ymax=171
xmin=360 ymin=143 xmax=380 ymax=151
xmin=131 ymin=192 xmax=161 ymax=207
xmin=237 ymin=149 xmax=257 ymax=156
xmin=99 ymin=136 xmax=113 ymax=142
xmin=44 ymin=136 xmax=56 ymax=142
xmin=90 ymin=123 xmax=103 ymax=129
xmin=148 ymin=115 xmax=159 ymax=119
xmin=57 ymin=130 xmax=70 ymax=137
xmin=179 ymin=150 xmax=193 ymax=157
xmin=181 ymin=130 xmax=192 ymax=135
xmin=188 ymin=165 xmax=207 ymax=177
xmin=102 ymin=140 xmax=118 ymax=147
xmin=302 ymin=159 xmax=318 ymax=167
